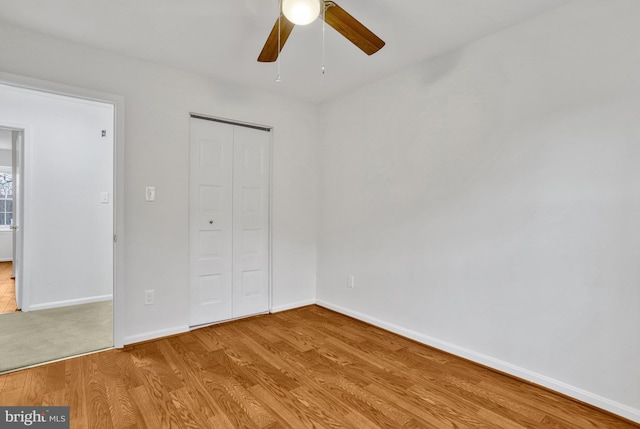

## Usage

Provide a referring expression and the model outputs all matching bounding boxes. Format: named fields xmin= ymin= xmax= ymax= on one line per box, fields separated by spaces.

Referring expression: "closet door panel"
xmin=189 ymin=118 xmax=234 ymax=326
xmin=232 ymin=126 xmax=270 ymax=318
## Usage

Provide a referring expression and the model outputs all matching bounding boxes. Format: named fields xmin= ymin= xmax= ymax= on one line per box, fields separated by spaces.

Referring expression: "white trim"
xmin=190 ymin=311 xmax=270 ymax=331
xmin=270 ymin=299 xmax=316 ymax=313
xmin=124 ymin=325 xmax=190 ymax=346
xmin=316 ymin=299 xmax=640 ymax=424
xmin=0 ymin=121 xmax=29 ymax=312
xmin=128 ymin=308 xmax=276 ymax=346
xmin=268 ymin=128 xmax=274 ymax=316
xmin=112 ymin=81 xmax=126 ymax=349
xmin=0 ymin=71 xmax=126 ymax=348
xmin=30 ymin=294 xmax=113 ymax=311
xmin=0 ymin=258 xmax=12 ymax=262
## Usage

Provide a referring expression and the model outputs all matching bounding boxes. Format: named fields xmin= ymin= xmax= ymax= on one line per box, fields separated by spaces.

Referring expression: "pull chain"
xmin=276 ymin=0 xmax=282 ymax=83
xmin=321 ymin=2 xmax=326 ymax=75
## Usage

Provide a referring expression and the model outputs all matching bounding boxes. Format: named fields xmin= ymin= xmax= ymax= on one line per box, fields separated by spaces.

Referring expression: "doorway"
xmin=0 ymin=127 xmax=22 ymax=314
xmin=0 ymin=82 xmax=117 ymax=372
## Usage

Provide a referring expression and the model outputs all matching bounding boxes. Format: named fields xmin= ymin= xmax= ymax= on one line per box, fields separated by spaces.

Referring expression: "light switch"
xmin=100 ymin=192 xmax=110 ymax=204
xmin=145 ymin=186 xmax=156 ymax=202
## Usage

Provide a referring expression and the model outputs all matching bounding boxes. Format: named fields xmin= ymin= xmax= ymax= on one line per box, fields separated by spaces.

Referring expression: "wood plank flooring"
xmin=0 ymin=261 xmax=17 ymax=314
xmin=0 ymin=305 xmax=636 ymax=428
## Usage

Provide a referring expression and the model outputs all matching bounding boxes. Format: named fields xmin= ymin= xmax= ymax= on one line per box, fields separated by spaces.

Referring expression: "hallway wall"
xmin=0 ymin=84 xmax=114 ymax=310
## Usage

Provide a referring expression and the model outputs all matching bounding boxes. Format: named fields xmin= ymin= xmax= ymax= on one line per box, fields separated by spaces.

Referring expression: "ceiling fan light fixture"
xmin=282 ymin=0 xmax=322 ymax=26
xmin=258 ymin=0 xmax=385 ymax=63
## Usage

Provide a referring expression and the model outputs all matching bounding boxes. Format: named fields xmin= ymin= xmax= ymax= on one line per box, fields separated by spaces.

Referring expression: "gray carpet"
xmin=0 ymin=301 xmax=112 ymax=373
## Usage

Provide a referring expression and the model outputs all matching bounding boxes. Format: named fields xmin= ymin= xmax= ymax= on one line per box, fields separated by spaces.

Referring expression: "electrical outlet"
xmin=144 ymin=290 xmax=155 ymax=305
xmin=347 ymin=275 xmax=355 ymax=288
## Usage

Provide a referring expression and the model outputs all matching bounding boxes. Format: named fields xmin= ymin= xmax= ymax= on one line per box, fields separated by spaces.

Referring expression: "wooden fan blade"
xmin=324 ymin=1 xmax=385 ymax=55
xmin=257 ymin=14 xmax=295 ymax=62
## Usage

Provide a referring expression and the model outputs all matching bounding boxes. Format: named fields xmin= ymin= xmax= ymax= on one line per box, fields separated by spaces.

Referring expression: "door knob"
xmin=209 ymin=220 xmax=214 ymax=224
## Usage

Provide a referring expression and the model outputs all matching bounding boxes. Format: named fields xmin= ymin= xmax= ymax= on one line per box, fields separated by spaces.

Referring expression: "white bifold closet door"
xmin=189 ymin=117 xmax=270 ymax=327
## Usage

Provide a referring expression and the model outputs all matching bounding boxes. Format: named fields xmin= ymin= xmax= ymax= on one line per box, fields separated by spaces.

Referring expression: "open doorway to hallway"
xmin=0 ymin=83 xmax=114 ymax=372
xmin=0 ymin=127 xmax=19 ymax=315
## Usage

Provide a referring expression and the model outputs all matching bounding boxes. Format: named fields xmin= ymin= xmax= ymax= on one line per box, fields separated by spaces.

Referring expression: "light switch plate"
xmin=144 ymin=290 xmax=155 ymax=305
xmin=347 ymin=274 xmax=355 ymax=288
xmin=145 ymin=186 xmax=156 ymax=202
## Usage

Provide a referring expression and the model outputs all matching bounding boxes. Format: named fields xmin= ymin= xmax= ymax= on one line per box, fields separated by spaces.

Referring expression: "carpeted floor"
xmin=0 ymin=300 xmax=112 ymax=373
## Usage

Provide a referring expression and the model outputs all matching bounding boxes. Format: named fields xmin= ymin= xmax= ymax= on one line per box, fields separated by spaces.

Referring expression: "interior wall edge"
xmin=315 ymin=299 xmax=640 ymax=424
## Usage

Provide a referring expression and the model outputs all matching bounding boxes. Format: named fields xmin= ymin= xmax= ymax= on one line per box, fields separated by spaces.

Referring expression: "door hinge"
xmin=113 ymin=234 xmax=117 ymax=243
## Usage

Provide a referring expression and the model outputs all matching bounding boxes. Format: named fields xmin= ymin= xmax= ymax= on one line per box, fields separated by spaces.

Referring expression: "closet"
xmin=189 ymin=115 xmax=270 ymax=326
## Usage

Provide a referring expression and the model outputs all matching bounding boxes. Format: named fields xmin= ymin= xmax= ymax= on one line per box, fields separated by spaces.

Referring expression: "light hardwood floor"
xmin=0 ymin=305 xmax=636 ymax=428
xmin=0 ymin=261 xmax=17 ymax=314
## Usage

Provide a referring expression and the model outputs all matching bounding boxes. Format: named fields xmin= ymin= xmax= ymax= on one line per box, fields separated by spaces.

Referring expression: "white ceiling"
xmin=0 ymin=0 xmax=571 ymax=104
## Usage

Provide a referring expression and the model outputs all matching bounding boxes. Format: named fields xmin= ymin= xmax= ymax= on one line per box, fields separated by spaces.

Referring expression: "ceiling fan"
xmin=257 ymin=0 xmax=385 ymax=62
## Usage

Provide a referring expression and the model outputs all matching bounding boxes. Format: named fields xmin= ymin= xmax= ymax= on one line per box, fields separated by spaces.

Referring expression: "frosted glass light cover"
xmin=282 ymin=0 xmax=321 ymax=25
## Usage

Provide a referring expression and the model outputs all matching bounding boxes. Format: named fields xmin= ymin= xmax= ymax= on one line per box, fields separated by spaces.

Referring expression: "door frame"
xmin=11 ymin=130 xmax=23 ymax=300
xmin=188 ymin=112 xmax=274 ymax=325
xmin=0 ymin=125 xmax=26 ymax=309
xmin=0 ymin=71 xmax=126 ymax=348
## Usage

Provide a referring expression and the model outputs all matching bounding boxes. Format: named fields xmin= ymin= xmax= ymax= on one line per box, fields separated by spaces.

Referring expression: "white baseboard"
xmin=29 ymin=294 xmax=113 ymax=311
xmin=0 ymin=258 xmax=13 ymax=262
xmin=270 ymin=298 xmax=316 ymax=313
xmin=316 ymin=299 xmax=640 ymax=424
xmin=123 ymin=299 xmax=317 ymax=346
xmin=124 ymin=325 xmax=190 ymax=346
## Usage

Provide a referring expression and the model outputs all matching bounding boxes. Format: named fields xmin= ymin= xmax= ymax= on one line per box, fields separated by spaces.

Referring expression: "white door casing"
xmin=11 ymin=130 xmax=23 ymax=309
xmin=189 ymin=116 xmax=270 ymax=327
xmin=0 ymin=73 xmax=124 ymax=348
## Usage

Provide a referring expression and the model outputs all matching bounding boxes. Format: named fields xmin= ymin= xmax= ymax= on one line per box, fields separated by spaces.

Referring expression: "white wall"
xmin=0 ymin=84 xmax=114 ymax=309
xmin=317 ymin=0 xmax=640 ymax=421
xmin=0 ymin=129 xmax=11 ymax=149
xmin=0 ymin=148 xmax=11 ymax=165
xmin=2 ymin=0 xmax=637 ymax=422
xmin=0 ymin=231 xmax=11 ymax=262
xmin=0 ymin=20 xmax=318 ymax=342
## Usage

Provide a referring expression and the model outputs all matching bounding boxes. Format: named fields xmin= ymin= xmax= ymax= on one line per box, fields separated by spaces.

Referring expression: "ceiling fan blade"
xmin=323 ymin=1 xmax=385 ymax=55
xmin=257 ymin=14 xmax=295 ymax=62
